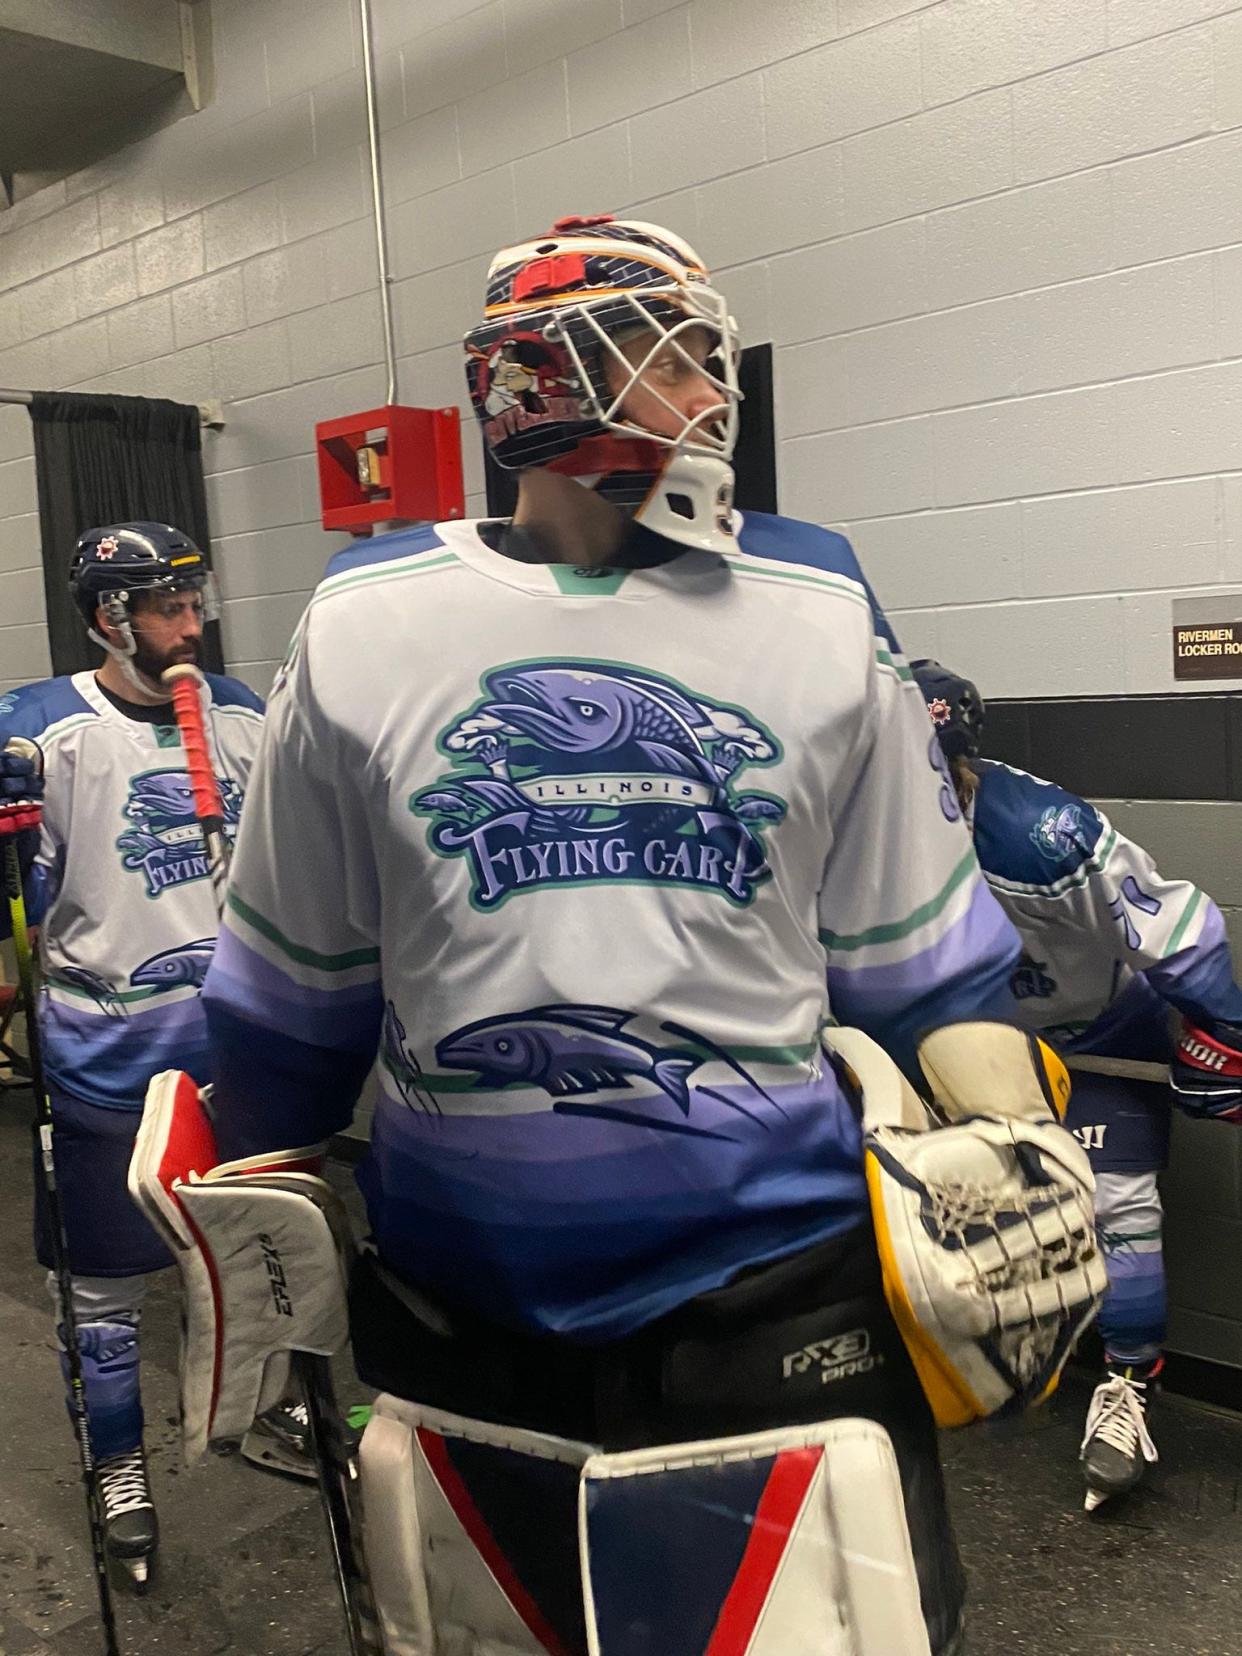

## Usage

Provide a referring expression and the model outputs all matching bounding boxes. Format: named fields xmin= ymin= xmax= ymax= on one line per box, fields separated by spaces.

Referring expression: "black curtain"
xmin=28 ymin=392 xmax=223 ymax=676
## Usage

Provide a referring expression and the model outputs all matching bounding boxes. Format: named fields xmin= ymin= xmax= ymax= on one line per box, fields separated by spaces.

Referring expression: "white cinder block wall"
xmin=3 ymin=0 xmax=1242 ymax=702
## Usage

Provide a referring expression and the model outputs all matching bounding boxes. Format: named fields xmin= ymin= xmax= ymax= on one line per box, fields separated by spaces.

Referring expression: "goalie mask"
xmin=465 ymin=214 xmax=742 ymax=555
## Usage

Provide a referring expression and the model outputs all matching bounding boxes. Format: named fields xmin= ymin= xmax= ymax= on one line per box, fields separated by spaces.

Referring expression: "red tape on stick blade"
xmin=165 ymin=668 xmax=225 ymax=824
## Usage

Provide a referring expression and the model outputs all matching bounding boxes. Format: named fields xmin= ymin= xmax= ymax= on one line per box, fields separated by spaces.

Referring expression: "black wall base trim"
xmin=983 ymin=692 xmax=1242 ymax=801
xmin=1072 ymin=1329 xmax=1240 ymax=1413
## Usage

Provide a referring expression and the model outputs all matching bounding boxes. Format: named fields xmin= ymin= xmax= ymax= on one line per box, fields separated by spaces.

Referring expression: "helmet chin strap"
xmin=89 ymin=622 xmax=166 ymax=699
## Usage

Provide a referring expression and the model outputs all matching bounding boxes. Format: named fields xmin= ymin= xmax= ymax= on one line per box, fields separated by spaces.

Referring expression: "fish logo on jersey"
xmin=50 ymin=967 xmax=126 ymax=1018
xmin=381 ymin=1000 xmax=442 ymax=1115
xmin=1030 ymin=802 xmax=1085 ymax=863
xmin=411 ymin=660 xmax=786 ymax=910
xmin=129 ymin=939 xmax=216 ymax=991
xmin=434 ymin=1003 xmax=784 ymax=1140
xmin=117 ymin=770 xmax=243 ymax=897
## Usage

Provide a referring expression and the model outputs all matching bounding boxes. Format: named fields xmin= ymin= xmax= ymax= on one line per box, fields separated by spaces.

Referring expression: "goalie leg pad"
xmin=581 ymin=1418 xmax=930 ymax=1656
xmin=358 ymin=1397 xmax=593 ymax=1656
xmin=357 ymin=1401 xmax=930 ymax=1656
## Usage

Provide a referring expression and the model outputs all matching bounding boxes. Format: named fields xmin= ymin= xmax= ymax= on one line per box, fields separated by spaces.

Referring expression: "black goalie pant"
xmin=351 ymin=1225 xmax=966 ymax=1656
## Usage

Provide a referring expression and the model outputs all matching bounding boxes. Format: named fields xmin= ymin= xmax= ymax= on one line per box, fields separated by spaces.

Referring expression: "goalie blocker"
xmin=130 ymin=1023 xmax=1104 ymax=1655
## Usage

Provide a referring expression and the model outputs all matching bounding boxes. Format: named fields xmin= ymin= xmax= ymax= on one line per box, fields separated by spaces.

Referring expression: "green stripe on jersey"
xmin=1162 ymin=886 xmax=1204 ymax=958
xmin=313 ymin=551 xmax=460 ymax=607
xmin=728 ymin=558 xmax=870 ymax=608
xmin=818 ymin=848 xmax=977 ymax=952
xmin=228 ymin=892 xmax=380 ymax=971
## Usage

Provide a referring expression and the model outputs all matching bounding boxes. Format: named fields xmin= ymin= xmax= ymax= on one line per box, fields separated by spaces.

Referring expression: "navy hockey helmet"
xmin=464 ymin=214 xmax=742 ymax=553
xmin=69 ymin=522 xmax=214 ymax=630
xmin=910 ymin=659 xmax=985 ymax=761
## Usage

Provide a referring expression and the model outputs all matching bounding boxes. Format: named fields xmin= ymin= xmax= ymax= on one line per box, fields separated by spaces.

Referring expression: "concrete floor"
xmin=1 ymin=1086 xmax=1240 ymax=1655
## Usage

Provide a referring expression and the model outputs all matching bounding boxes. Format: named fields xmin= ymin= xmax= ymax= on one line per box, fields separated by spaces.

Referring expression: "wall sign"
xmin=1172 ymin=595 xmax=1242 ymax=682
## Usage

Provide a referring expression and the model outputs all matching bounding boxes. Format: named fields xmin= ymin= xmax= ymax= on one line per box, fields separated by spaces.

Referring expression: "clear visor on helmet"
xmin=552 ymin=282 xmax=742 ymax=459
xmin=101 ymin=571 xmax=220 ymax=631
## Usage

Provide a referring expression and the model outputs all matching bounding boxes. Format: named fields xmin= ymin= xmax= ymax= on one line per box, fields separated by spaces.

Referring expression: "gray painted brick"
xmin=1092 ymin=800 xmax=1242 ymax=909
xmin=48 ymin=316 xmax=112 ymax=388
xmin=213 ymin=320 xmax=293 ymax=402
xmin=17 ymin=269 xmax=77 ymax=341
xmin=0 ymin=623 xmax=51 ymax=683
xmin=135 ymin=217 xmax=206 ymax=296
xmin=106 ymin=294 xmax=176 ymax=370
xmin=220 ymin=588 xmax=312 ymax=662
xmin=173 ymin=269 xmax=247 ymax=350
xmin=0 ymin=458 xmax=37 ymax=523
xmin=203 ymin=183 xmax=285 ymax=271
xmin=74 ymin=245 xmax=140 ymax=318
xmin=0 ymin=568 xmax=44 ymax=628
xmin=0 ymin=512 xmax=39 ymax=576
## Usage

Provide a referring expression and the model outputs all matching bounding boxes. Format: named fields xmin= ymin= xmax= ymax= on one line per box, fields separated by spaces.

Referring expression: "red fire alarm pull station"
xmin=315 ymin=404 xmax=466 ymax=532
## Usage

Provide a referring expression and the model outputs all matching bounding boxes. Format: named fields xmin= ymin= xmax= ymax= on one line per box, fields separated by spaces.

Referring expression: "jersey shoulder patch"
xmin=322 ymin=520 xmax=448 ymax=583
xmin=205 ymin=673 xmax=265 ymax=715
xmin=732 ymin=513 xmax=896 ymax=647
xmin=0 ymin=676 xmax=94 ymax=741
xmin=734 ymin=512 xmax=864 ymax=581
xmin=973 ymin=760 xmax=1104 ymax=888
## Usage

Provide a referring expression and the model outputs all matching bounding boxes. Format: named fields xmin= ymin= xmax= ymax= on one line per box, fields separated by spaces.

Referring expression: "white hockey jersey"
xmin=204 ymin=514 xmax=1020 ymax=1340
xmin=0 ymin=671 xmax=264 ymax=1107
xmin=972 ymin=759 xmax=1242 ymax=1059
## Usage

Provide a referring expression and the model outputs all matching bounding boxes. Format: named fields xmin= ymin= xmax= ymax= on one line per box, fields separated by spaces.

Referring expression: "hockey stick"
xmin=2 ymin=738 xmax=122 ymax=1656
xmin=1067 ymin=1054 xmax=1169 ymax=1085
xmin=161 ymin=666 xmax=381 ymax=1656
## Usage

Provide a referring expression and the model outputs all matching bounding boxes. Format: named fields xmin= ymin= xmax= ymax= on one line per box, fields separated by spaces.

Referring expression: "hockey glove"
xmin=854 ymin=1022 xmax=1106 ymax=1427
xmin=1171 ymin=1018 xmax=1242 ymax=1123
xmin=0 ymin=738 xmax=44 ymax=842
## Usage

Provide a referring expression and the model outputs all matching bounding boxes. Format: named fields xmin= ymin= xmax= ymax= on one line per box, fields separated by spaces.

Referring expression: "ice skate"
xmin=241 ymin=1397 xmax=317 ymax=1480
xmin=1081 ymin=1361 xmax=1160 ymax=1512
xmin=98 ymin=1447 xmax=158 ymax=1589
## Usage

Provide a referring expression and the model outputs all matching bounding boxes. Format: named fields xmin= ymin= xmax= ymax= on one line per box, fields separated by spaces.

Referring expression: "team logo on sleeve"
xmin=1030 ymin=802 xmax=1084 ymax=861
xmin=116 ymin=770 xmax=243 ymax=897
xmin=411 ymin=659 xmax=786 ymax=910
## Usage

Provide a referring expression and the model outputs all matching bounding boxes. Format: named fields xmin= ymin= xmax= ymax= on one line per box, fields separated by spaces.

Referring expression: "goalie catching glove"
xmin=827 ymin=1022 xmax=1106 ymax=1428
xmin=1171 ymin=1017 xmax=1242 ymax=1123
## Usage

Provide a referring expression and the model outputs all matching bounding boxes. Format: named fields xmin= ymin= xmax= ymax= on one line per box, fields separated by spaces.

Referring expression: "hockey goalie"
xmin=131 ymin=214 xmax=1106 ymax=1656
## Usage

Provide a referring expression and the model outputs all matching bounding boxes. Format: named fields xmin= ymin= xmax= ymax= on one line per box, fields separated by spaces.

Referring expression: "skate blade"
xmin=114 ymin=1554 xmax=153 ymax=1593
xmin=240 ymin=1438 xmax=317 ymax=1482
xmin=1083 ymin=1487 xmax=1110 ymax=1513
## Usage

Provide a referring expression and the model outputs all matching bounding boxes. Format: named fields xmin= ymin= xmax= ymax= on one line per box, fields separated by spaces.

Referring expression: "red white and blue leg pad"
xmin=357 ymin=1399 xmax=930 ymax=1656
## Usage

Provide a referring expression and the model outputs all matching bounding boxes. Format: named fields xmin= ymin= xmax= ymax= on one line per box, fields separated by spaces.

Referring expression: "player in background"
xmin=913 ymin=658 xmax=1242 ymax=1511
xmin=198 ymin=216 xmax=1064 ymax=1654
xmin=0 ymin=523 xmax=283 ymax=1586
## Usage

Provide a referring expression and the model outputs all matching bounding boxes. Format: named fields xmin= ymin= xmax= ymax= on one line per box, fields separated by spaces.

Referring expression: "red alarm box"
xmin=315 ymin=404 xmax=465 ymax=532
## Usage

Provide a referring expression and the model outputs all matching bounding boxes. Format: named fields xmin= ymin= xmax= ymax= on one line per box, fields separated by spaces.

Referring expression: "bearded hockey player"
xmin=914 ymin=658 xmax=1242 ymax=1512
xmin=0 ymin=524 xmax=287 ymax=1586
xmin=194 ymin=218 xmax=1103 ymax=1654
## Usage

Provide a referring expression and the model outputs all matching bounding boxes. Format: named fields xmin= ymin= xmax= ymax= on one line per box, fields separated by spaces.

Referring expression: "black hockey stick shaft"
xmin=161 ymin=670 xmax=380 ymax=1656
xmin=3 ymin=831 xmax=121 ymax=1656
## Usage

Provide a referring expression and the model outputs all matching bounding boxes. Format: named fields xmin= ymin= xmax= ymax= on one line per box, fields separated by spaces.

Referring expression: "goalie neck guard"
xmin=464 ymin=215 xmax=742 ymax=555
